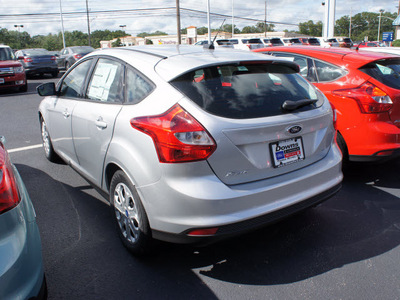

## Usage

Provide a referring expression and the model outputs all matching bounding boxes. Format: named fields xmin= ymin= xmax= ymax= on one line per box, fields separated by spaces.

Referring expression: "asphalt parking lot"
xmin=1 ymin=75 xmax=400 ymax=299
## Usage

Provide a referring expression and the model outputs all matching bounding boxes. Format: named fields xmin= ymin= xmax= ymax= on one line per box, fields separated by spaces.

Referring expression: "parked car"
xmin=359 ymin=47 xmax=400 ymax=56
xmin=254 ymin=46 xmax=400 ymax=163
xmin=357 ymin=41 xmax=387 ymax=48
xmin=300 ymin=37 xmax=321 ymax=46
xmin=317 ymin=37 xmax=340 ymax=47
xmin=37 ymin=45 xmax=342 ymax=255
xmin=228 ymin=38 xmax=264 ymax=50
xmin=0 ymin=136 xmax=47 ymax=299
xmin=15 ymin=48 xmax=59 ymax=78
xmin=263 ymin=37 xmax=284 ymax=47
xmin=56 ymin=46 xmax=95 ymax=70
xmin=335 ymin=37 xmax=353 ymax=48
xmin=282 ymin=38 xmax=303 ymax=46
xmin=194 ymin=40 xmax=234 ymax=48
xmin=0 ymin=45 xmax=27 ymax=92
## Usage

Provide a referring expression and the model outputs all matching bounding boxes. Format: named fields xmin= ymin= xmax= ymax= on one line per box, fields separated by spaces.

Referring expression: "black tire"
xmin=40 ymin=118 xmax=60 ymax=162
xmin=110 ymin=171 xmax=152 ymax=255
xmin=336 ymin=132 xmax=348 ymax=168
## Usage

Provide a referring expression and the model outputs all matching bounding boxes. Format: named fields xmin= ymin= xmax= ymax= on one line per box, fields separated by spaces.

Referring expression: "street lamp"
xmin=14 ymin=25 xmax=24 ymax=49
xmin=119 ymin=25 xmax=126 ymax=31
xmin=377 ymin=9 xmax=384 ymax=42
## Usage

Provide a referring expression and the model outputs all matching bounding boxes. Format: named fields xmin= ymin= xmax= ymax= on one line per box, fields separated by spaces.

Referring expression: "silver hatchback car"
xmin=37 ymin=45 xmax=342 ymax=255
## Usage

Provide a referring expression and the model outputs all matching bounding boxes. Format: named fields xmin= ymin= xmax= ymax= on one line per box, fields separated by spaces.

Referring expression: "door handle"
xmin=95 ymin=117 xmax=107 ymax=129
xmin=63 ymin=110 xmax=70 ymax=118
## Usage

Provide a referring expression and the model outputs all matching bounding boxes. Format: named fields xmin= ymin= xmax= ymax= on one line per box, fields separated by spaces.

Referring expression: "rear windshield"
xmin=246 ymin=39 xmax=263 ymax=44
xmin=308 ymin=38 xmax=320 ymax=44
xmin=22 ymin=49 xmax=50 ymax=56
xmin=327 ymin=38 xmax=338 ymax=43
xmin=342 ymin=38 xmax=352 ymax=43
xmin=170 ymin=62 xmax=322 ymax=119
xmin=360 ymin=59 xmax=400 ymax=90
xmin=71 ymin=46 xmax=94 ymax=54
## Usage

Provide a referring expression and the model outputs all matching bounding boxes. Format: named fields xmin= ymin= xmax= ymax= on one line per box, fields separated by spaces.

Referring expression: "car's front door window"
xmin=59 ymin=59 xmax=92 ymax=98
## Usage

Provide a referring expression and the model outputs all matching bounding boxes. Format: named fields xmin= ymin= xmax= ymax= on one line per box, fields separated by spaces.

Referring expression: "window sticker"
xmin=88 ymin=63 xmax=118 ymax=101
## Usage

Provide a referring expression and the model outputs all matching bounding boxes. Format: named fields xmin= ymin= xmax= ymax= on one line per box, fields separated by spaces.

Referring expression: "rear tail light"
xmin=333 ymin=82 xmax=393 ymax=114
xmin=24 ymin=57 xmax=33 ymax=63
xmin=0 ymin=144 xmax=20 ymax=214
xmin=73 ymin=54 xmax=82 ymax=60
xmin=51 ymin=56 xmax=56 ymax=61
xmin=130 ymin=104 xmax=216 ymax=163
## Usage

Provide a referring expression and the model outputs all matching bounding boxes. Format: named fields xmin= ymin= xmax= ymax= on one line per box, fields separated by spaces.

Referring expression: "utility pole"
xmin=59 ymin=0 xmax=66 ymax=48
xmin=207 ymin=0 xmax=211 ymax=43
xmin=232 ymin=0 xmax=234 ymax=37
xmin=176 ymin=0 xmax=181 ymax=44
xmin=349 ymin=8 xmax=352 ymax=38
xmin=264 ymin=0 xmax=267 ymax=37
xmin=86 ymin=0 xmax=91 ymax=47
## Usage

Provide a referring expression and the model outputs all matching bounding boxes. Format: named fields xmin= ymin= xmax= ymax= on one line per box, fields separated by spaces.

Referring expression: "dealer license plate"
xmin=0 ymin=78 xmax=4 ymax=84
xmin=270 ymin=137 xmax=305 ymax=168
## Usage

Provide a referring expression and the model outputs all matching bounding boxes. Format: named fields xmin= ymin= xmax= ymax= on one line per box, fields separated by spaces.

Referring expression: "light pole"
xmin=119 ymin=25 xmax=126 ymax=31
xmin=59 ymin=0 xmax=66 ymax=49
xmin=377 ymin=9 xmax=384 ymax=42
xmin=14 ymin=25 xmax=23 ymax=49
xmin=85 ymin=0 xmax=91 ymax=47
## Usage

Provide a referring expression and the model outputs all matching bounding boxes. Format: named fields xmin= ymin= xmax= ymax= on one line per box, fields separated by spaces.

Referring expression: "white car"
xmin=282 ymin=38 xmax=303 ymax=46
xmin=194 ymin=40 xmax=234 ymax=49
xmin=228 ymin=38 xmax=264 ymax=50
xmin=358 ymin=47 xmax=400 ymax=56
xmin=317 ymin=37 xmax=340 ymax=48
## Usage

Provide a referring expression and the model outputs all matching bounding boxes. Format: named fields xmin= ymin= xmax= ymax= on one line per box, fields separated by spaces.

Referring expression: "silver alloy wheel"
xmin=41 ymin=121 xmax=51 ymax=157
xmin=113 ymin=182 xmax=140 ymax=244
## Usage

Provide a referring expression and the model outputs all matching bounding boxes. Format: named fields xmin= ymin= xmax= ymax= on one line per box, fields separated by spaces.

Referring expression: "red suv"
xmin=254 ymin=46 xmax=400 ymax=163
xmin=0 ymin=45 xmax=27 ymax=92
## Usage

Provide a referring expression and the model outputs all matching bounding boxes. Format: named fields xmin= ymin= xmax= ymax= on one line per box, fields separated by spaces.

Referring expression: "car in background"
xmin=300 ymin=37 xmax=321 ymax=46
xmin=335 ymin=37 xmax=353 ymax=48
xmin=228 ymin=38 xmax=264 ymax=50
xmin=263 ymin=37 xmax=284 ymax=47
xmin=15 ymin=48 xmax=59 ymax=78
xmin=282 ymin=38 xmax=303 ymax=46
xmin=357 ymin=41 xmax=387 ymax=48
xmin=56 ymin=46 xmax=95 ymax=70
xmin=37 ymin=45 xmax=342 ymax=255
xmin=0 ymin=45 xmax=27 ymax=92
xmin=194 ymin=40 xmax=234 ymax=48
xmin=254 ymin=46 xmax=400 ymax=163
xmin=0 ymin=136 xmax=47 ymax=299
xmin=317 ymin=37 xmax=340 ymax=47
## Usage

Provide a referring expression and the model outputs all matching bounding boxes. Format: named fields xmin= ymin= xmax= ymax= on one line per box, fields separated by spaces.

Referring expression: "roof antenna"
xmin=204 ymin=19 xmax=226 ymax=50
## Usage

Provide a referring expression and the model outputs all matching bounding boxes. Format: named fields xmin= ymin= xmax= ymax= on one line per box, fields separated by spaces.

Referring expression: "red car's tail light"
xmin=0 ymin=144 xmax=20 ymax=214
xmin=130 ymin=104 xmax=216 ymax=163
xmin=333 ymin=82 xmax=393 ymax=114
xmin=24 ymin=57 xmax=33 ymax=63
xmin=73 ymin=54 xmax=82 ymax=60
xmin=51 ymin=56 xmax=56 ymax=61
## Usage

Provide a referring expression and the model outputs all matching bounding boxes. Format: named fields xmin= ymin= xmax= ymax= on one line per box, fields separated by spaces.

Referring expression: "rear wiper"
xmin=282 ymin=99 xmax=318 ymax=111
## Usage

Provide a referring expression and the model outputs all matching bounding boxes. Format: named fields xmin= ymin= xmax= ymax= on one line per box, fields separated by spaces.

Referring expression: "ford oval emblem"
xmin=287 ymin=125 xmax=302 ymax=134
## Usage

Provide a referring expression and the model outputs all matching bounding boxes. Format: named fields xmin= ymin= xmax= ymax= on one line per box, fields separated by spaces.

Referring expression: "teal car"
xmin=0 ymin=136 xmax=47 ymax=299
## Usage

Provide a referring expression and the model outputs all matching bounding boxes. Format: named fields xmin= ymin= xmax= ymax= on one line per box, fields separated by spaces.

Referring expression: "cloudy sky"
xmin=0 ymin=0 xmax=398 ymax=37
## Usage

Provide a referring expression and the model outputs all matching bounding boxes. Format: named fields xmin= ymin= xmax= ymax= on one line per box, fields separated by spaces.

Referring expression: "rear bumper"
xmin=139 ymin=143 xmax=343 ymax=244
xmin=25 ymin=66 xmax=58 ymax=75
xmin=0 ymin=73 xmax=26 ymax=89
xmin=0 ymin=167 xmax=46 ymax=299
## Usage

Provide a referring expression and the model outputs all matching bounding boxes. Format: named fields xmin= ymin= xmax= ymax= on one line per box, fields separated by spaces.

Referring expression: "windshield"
xmin=0 ymin=47 xmax=15 ymax=61
xmin=170 ymin=62 xmax=322 ymax=119
xmin=360 ymin=59 xmax=400 ymax=90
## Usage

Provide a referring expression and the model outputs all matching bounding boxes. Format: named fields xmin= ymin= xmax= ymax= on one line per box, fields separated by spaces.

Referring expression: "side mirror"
xmin=37 ymin=82 xmax=57 ymax=96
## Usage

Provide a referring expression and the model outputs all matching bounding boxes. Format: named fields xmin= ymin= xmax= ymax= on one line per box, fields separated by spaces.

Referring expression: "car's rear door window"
xmin=86 ymin=58 xmax=124 ymax=103
xmin=125 ymin=67 xmax=154 ymax=104
xmin=170 ymin=62 xmax=321 ymax=119
xmin=314 ymin=60 xmax=347 ymax=82
xmin=360 ymin=59 xmax=400 ymax=90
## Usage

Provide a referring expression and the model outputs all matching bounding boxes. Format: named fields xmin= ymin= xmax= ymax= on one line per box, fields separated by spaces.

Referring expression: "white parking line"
xmin=8 ymin=144 xmax=43 ymax=153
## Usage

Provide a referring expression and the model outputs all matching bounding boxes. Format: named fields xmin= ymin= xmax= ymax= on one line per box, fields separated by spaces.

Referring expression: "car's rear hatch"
xmin=357 ymin=57 xmax=400 ymax=124
xmin=170 ymin=60 xmax=335 ymax=185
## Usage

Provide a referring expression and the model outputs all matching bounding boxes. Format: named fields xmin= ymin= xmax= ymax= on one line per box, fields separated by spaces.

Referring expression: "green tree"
xmin=111 ymin=38 xmax=122 ymax=47
xmin=298 ymin=20 xmax=323 ymax=36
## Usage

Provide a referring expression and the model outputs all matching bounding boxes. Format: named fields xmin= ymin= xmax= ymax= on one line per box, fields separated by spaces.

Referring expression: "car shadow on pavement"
xmin=143 ymin=160 xmax=400 ymax=285
xmin=14 ymin=160 xmax=400 ymax=298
